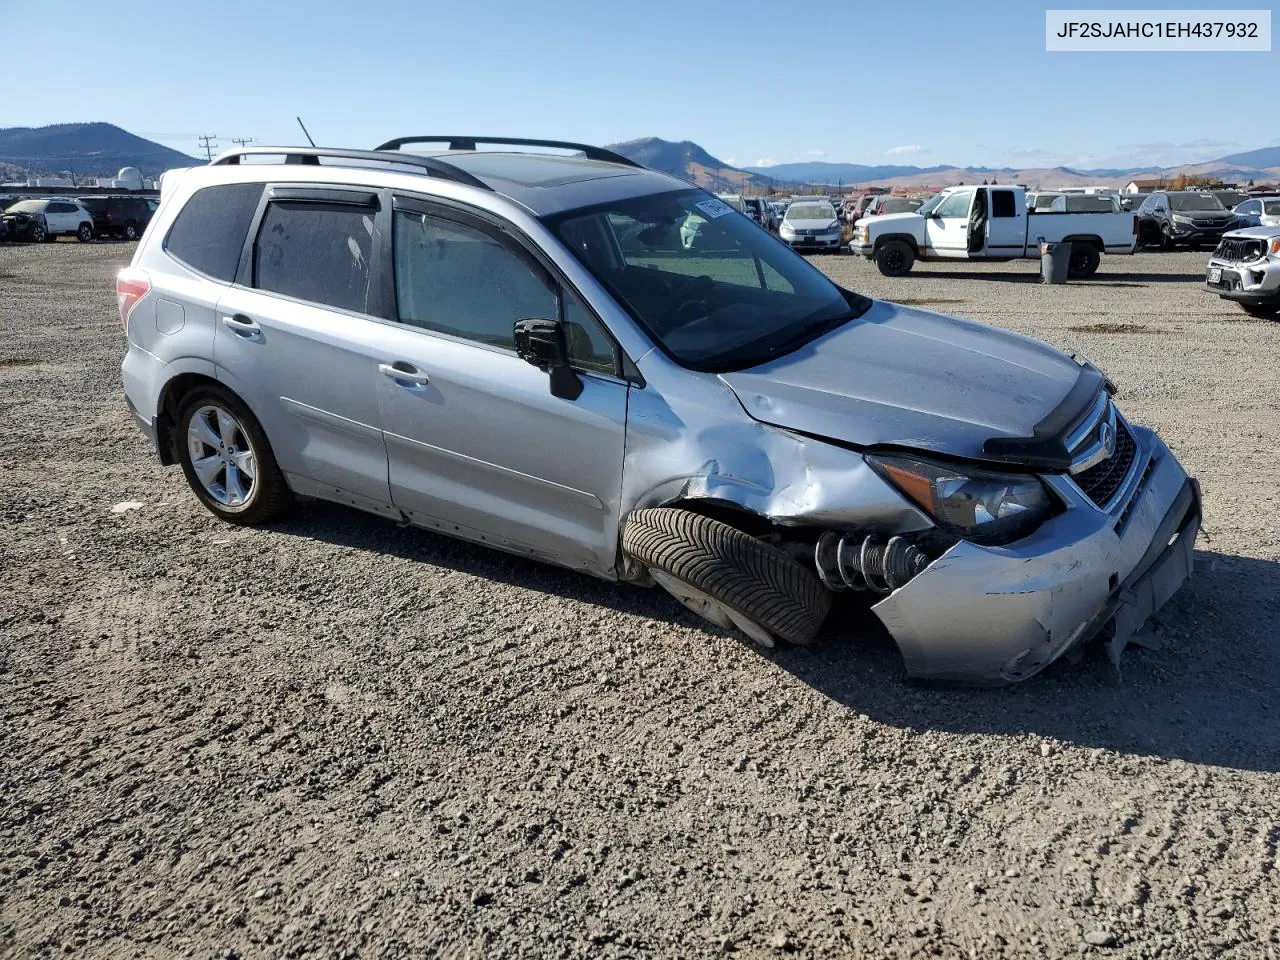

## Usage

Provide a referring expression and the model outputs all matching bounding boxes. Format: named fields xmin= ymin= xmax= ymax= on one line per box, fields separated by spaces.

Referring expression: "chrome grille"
xmin=1214 ymin=237 xmax=1265 ymax=262
xmin=1073 ymin=418 xmax=1136 ymax=508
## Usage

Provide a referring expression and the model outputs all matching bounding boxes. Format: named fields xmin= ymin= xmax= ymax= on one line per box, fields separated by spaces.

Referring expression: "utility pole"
xmin=230 ymin=136 xmax=253 ymax=148
xmin=197 ymin=135 xmax=218 ymax=162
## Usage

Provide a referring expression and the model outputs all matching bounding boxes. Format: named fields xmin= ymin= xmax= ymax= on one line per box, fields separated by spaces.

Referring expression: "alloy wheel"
xmin=650 ymin=569 xmax=776 ymax=648
xmin=186 ymin=404 xmax=257 ymax=508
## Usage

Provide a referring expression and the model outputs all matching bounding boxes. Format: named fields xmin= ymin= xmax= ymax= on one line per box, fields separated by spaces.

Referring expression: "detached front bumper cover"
xmin=871 ymin=427 xmax=1199 ymax=683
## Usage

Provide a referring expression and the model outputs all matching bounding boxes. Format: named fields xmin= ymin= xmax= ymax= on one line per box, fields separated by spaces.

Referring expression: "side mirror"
xmin=513 ymin=317 xmax=583 ymax=401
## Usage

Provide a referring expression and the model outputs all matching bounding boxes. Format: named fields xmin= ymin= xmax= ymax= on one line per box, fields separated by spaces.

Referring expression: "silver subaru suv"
xmin=119 ymin=136 xmax=1200 ymax=684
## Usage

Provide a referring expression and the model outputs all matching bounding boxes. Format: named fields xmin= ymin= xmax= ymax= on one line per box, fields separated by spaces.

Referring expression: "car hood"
xmin=784 ymin=218 xmax=838 ymax=230
xmin=862 ymin=211 xmax=922 ymax=228
xmin=719 ymin=299 xmax=1087 ymax=463
xmin=1225 ymin=223 xmax=1280 ymax=239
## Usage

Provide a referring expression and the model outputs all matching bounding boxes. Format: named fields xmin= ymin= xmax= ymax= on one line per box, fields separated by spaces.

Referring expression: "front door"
xmin=375 ymin=198 xmax=628 ymax=573
xmin=213 ymin=186 xmax=394 ymax=514
xmin=985 ymin=188 xmax=1024 ymax=254
xmin=924 ymin=188 xmax=975 ymax=256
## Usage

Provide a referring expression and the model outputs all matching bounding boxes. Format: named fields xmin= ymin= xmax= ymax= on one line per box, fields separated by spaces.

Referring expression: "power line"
xmin=197 ymin=134 xmax=218 ymax=162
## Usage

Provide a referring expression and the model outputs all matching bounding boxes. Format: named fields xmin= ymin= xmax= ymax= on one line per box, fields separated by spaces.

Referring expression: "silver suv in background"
xmin=0 ymin=197 xmax=95 ymax=242
xmin=120 ymin=136 xmax=1199 ymax=684
xmin=1204 ymin=224 xmax=1280 ymax=319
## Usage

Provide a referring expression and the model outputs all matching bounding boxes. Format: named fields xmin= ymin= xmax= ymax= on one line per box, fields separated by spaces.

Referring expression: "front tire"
xmin=176 ymin=385 xmax=292 ymax=525
xmin=77 ymin=223 xmax=93 ymax=242
xmin=876 ymin=239 xmax=915 ymax=277
xmin=1067 ymin=243 xmax=1100 ymax=278
xmin=623 ymin=508 xmax=831 ymax=647
xmin=28 ymin=223 xmax=46 ymax=243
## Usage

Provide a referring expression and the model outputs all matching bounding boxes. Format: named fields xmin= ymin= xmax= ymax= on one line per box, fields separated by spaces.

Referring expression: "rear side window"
xmin=165 ymin=182 xmax=264 ymax=281
xmin=991 ymin=190 xmax=1016 ymax=218
xmin=254 ymin=201 xmax=375 ymax=314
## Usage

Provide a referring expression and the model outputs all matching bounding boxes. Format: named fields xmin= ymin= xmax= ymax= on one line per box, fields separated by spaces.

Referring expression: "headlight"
xmin=780 ymin=224 xmax=795 ymax=236
xmin=858 ymin=226 xmax=870 ymax=241
xmin=1172 ymin=214 xmax=1194 ymax=225
xmin=867 ymin=453 xmax=1058 ymax=545
xmin=827 ymin=220 xmax=840 ymax=232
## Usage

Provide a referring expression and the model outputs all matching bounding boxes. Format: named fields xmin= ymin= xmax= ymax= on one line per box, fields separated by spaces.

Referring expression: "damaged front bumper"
xmin=872 ymin=425 xmax=1200 ymax=683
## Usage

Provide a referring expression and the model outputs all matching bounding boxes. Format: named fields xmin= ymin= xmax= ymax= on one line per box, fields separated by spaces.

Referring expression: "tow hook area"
xmin=814 ymin=531 xmax=931 ymax=593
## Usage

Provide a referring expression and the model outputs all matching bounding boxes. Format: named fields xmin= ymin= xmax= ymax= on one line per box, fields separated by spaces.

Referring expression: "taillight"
xmin=116 ymin=268 xmax=150 ymax=333
xmin=106 ymin=210 xmax=114 ymax=222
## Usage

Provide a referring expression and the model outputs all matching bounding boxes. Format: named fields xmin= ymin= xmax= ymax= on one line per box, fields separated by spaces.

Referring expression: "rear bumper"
xmin=873 ymin=426 xmax=1199 ymax=683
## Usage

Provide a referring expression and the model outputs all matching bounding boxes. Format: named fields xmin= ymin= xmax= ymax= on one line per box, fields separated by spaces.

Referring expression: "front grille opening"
xmin=1074 ymin=418 xmax=1137 ymax=508
xmin=1115 ymin=454 xmax=1158 ymax=533
xmin=1214 ymin=237 xmax=1265 ymax=262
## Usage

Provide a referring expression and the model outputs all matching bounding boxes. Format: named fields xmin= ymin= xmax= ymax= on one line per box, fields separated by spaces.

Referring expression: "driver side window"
xmin=934 ymin=190 xmax=974 ymax=218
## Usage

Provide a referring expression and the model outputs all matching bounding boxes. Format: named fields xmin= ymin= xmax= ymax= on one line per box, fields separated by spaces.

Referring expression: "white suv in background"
xmin=0 ymin=197 xmax=95 ymax=242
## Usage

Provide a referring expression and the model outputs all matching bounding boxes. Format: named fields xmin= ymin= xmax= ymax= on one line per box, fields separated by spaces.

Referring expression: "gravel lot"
xmin=2 ymin=241 xmax=1278 ymax=959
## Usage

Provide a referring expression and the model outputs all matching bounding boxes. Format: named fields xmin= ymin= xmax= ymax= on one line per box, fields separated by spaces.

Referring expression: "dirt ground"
xmin=2 ymin=240 xmax=1278 ymax=959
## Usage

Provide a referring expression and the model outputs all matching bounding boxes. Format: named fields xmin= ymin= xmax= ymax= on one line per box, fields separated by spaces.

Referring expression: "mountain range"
xmin=4 ymin=123 xmax=1277 ymax=192
xmin=606 ymin=138 xmax=1280 ymax=191
xmin=0 ymin=123 xmax=198 ymax=179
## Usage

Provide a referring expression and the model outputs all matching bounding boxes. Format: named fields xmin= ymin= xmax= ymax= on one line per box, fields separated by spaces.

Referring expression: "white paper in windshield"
xmin=695 ymin=198 xmax=734 ymax=219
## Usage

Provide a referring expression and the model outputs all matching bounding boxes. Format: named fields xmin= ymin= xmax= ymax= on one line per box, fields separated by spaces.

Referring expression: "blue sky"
xmin=2 ymin=0 xmax=1274 ymax=171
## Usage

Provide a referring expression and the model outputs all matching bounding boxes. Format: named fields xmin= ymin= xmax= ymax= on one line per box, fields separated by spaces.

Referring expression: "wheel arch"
xmin=1061 ymin=233 xmax=1104 ymax=250
xmin=873 ymin=232 xmax=922 ymax=255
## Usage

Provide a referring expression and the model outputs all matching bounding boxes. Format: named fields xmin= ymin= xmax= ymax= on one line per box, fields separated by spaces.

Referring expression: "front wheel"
xmin=623 ymin=508 xmax=831 ymax=648
xmin=176 ymin=385 xmax=293 ymax=525
xmin=28 ymin=223 xmax=46 ymax=243
xmin=875 ymin=239 xmax=915 ymax=277
xmin=1067 ymin=243 xmax=1101 ymax=278
xmin=77 ymin=223 xmax=93 ymax=242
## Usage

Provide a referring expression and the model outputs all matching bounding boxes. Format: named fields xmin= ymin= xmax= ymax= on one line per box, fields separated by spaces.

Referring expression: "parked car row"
xmin=0 ymin=195 xmax=156 ymax=243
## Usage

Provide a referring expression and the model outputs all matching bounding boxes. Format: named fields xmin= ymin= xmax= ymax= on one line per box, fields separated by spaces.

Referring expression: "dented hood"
xmin=719 ymin=300 xmax=1085 ymax=462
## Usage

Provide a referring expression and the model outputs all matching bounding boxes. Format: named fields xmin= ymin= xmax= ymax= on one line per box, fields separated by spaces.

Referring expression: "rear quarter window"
xmin=165 ymin=182 xmax=265 ymax=281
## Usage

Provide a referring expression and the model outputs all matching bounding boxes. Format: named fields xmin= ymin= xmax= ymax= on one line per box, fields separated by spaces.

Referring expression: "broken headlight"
xmin=866 ymin=453 xmax=1058 ymax=546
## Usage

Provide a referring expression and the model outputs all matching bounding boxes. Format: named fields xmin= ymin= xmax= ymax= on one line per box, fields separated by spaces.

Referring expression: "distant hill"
xmin=743 ymin=160 xmax=959 ymax=181
xmin=608 ymin=135 xmax=1280 ymax=192
xmin=606 ymin=137 xmax=764 ymax=190
xmin=1219 ymin=146 xmax=1280 ymax=168
xmin=0 ymin=123 xmax=197 ymax=178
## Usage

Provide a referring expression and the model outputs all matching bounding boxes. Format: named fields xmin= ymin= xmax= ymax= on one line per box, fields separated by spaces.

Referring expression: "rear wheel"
xmin=623 ymin=508 xmax=831 ymax=647
xmin=1067 ymin=243 xmax=1100 ymax=278
xmin=124 ymin=221 xmax=139 ymax=241
xmin=876 ymin=239 xmax=915 ymax=277
xmin=176 ymin=385 xmax=293 ymax=525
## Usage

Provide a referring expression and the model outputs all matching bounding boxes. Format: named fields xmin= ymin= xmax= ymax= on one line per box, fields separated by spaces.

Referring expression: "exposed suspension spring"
xmin=814 ymin=531 xmax=931 ymax=594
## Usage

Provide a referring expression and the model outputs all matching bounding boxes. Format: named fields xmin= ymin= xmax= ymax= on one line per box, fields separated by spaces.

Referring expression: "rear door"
xmin=924 ymin=188 xmax=974 ymax=256
xmin=373 ymin=196 xmax=628 ymax=572
xmin=212 ymin=185 xmax=395 ymax=514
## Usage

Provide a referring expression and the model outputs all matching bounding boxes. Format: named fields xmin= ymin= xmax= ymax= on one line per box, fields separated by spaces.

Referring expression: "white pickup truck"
xmin=852 ymin=184 xmax=1138 ymax=278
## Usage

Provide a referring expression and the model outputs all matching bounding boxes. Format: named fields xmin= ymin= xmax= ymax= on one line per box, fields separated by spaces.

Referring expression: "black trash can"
xmin=1040 ymin=240 xmax=1070 ymax=284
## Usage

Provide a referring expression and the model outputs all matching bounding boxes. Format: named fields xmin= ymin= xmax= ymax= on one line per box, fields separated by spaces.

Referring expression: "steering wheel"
xmin=662 ymin=274 xmax=713 ymax=330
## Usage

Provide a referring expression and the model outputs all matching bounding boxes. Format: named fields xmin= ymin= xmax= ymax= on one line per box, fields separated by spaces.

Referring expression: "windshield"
xmin=786 ymin=203 xmax=835 ymax=221
xmin=4 ymin=200 xmax=43 ymax=214
xmin=1169 ymin=193 xmax=1225 ymax=212
xmin=877 ymin=198 xmax=918 ymax=214
xmin=546 ymin=189 xmax=867 ymax=371
xmin=914 ymin=193 xmax=944 ymax=216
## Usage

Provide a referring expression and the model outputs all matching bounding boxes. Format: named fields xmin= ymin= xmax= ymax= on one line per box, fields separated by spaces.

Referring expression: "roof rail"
xmin=208 ymin=146 xmax=491 ymax=190
xmin=373 ymin=136 xmax=642 ymax=169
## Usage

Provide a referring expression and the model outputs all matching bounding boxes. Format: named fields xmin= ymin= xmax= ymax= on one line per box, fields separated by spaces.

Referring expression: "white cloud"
xmin=754 ymin=158 xmax=777 ymax=168
xmin=886 ymin=145 xmax=926 ymax=156
xmin=805 ymin=149 xmax=826 ymax=157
